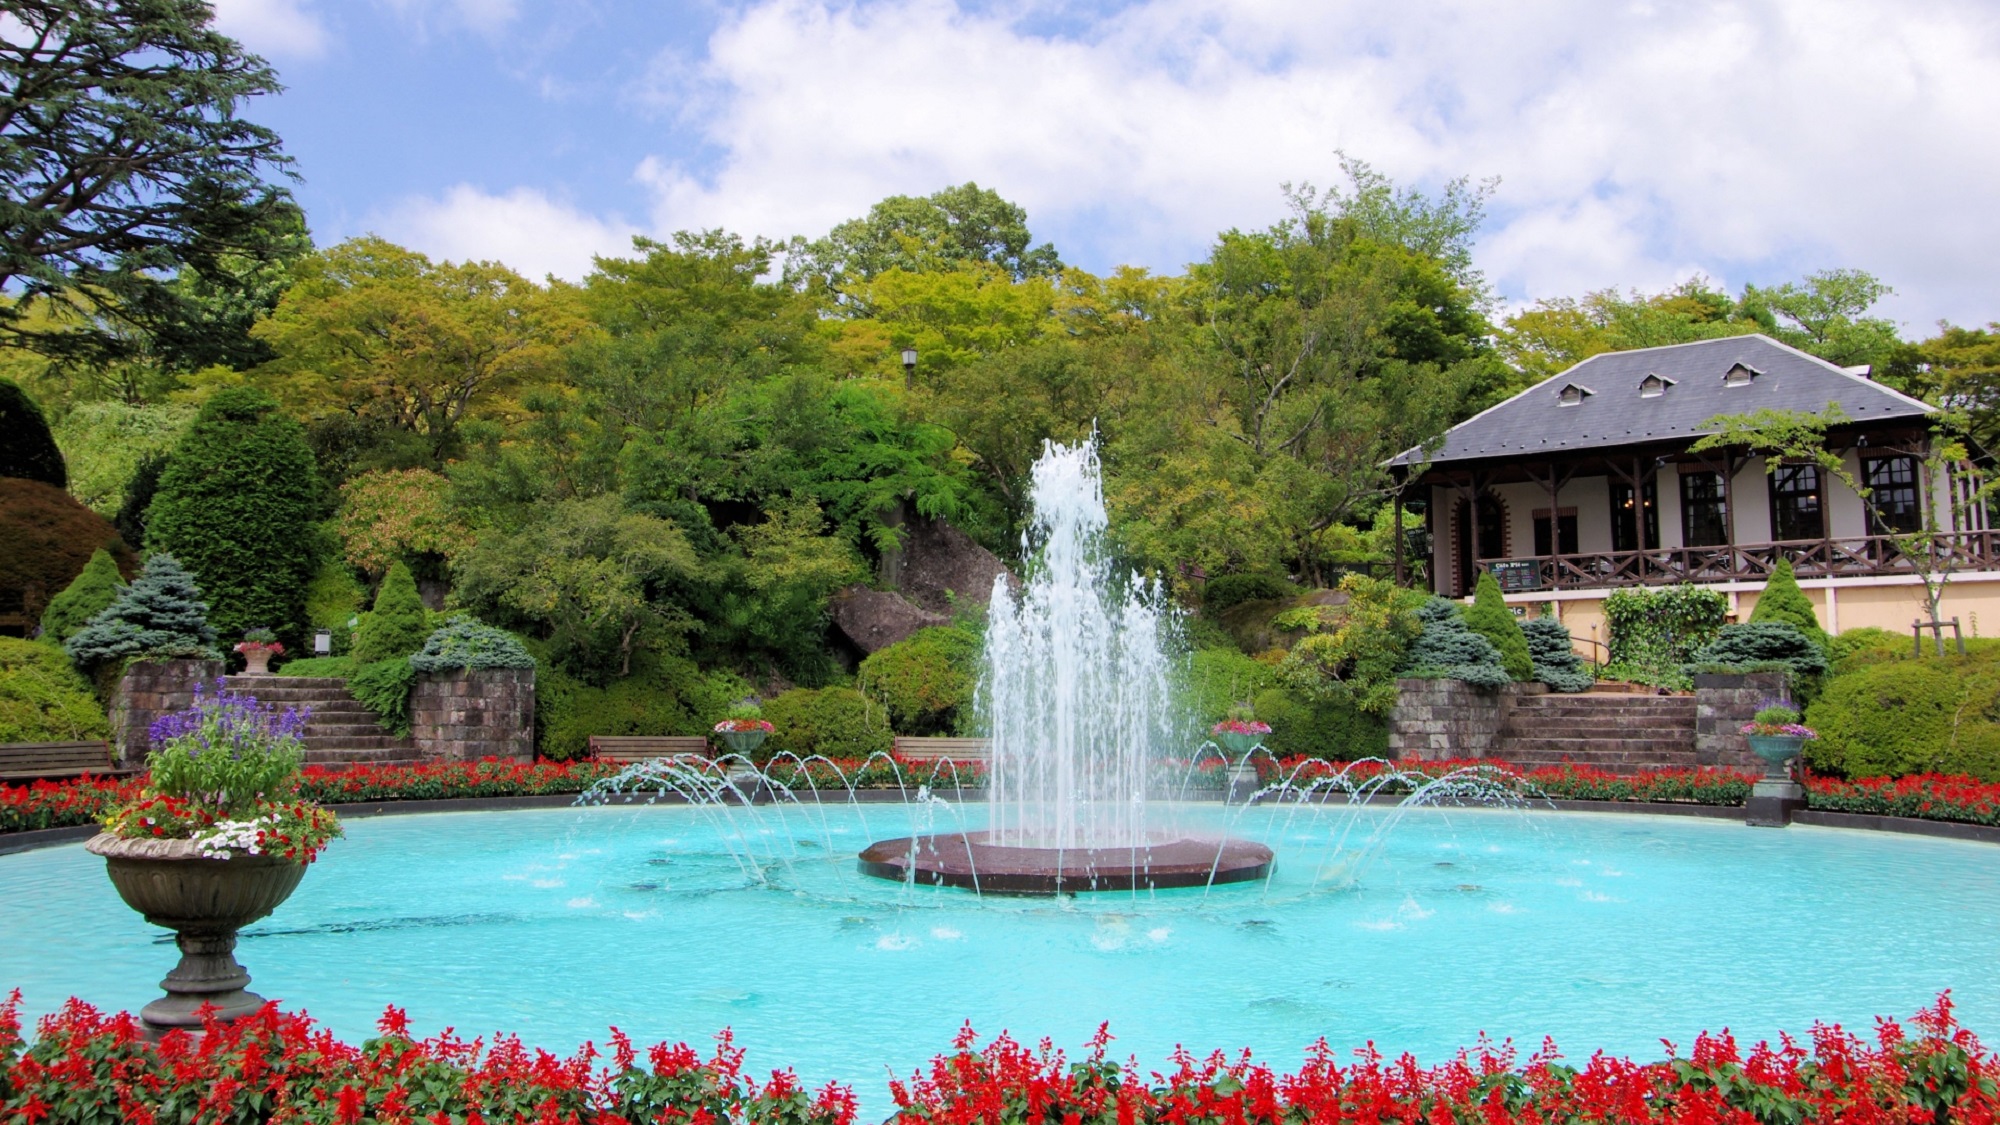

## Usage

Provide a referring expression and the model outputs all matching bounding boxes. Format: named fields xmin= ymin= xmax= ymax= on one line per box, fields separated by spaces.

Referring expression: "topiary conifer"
xmin=146 ymin=387 xmax=321 ymax=647
xmin=0 ymin=378 xmax=65 ymax=487
xmin=353 ymin=561 xmax=429 ymax=663
xmin=1521 ymin=615 xmax=1593 ymax=692
xmin=1749 ymin=558 xmax=1827 ymax=650
xmin=1463 ymin=572 xmax=1534 ymax=681
xmin=40 ymin=548 xmax=125 ymax=644
xmin=64 ymin=553 xmax=219 ymax=669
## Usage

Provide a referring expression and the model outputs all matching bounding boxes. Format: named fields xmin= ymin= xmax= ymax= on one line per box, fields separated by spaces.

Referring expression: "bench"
xmin=892 ymin=736 xmax=992 ymax=763
xmin=0 ymin=741 xmax=135 ymax=783
xmin=587 ymin=735 xmax=713 ymax=765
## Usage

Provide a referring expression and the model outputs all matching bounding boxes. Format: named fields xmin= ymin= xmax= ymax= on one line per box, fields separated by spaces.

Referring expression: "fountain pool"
xmin=5 ymin=801 xmax=1998 ymax=1110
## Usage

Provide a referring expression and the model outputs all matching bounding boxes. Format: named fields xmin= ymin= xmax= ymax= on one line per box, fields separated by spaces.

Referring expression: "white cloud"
xmin=376 ymin=0 xmax=521 ymax=37
xmin=371 ymin=185 xmax=639 ymax=282
xmin=209 ymin=0 xmax=331 ymax=58
xmin=621 ymin=0 xmax=2000 ymax=327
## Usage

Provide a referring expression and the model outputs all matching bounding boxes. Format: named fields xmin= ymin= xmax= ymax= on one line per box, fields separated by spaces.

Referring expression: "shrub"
xmin=1807 ymin=653 xmax=2000 ymax=780
xmin=64 ymin=552 xmax=219 ymax=669
xmin=1749 ymin=558 xmax=1827 ymax=650
xmin=1252 ymin=686 xmax=1387 ymax=760
xmin=277 ymin=655 xmax=358 ymax=678
xmin=1404 ymin=597 xmax=1510 ymax=689
xmin=1183 ymin=648 xmax=1279 ymax=725
xmin=859 ymin=626 xmax=980 ymax=735
xmin=353 ymin=561 xmax=429 ymax=664
xmin=0 ymin=637 xmax=110 ymax=742
xmin=304 ymin=553 xmax=365 ymax=656
xmin=1202 ymin=572 xmax=1296 ymax=614
xmin=113 ymin=450 xmax=168 ymax=549
xmin=764 ymin=686 xmax=891 ymax=761
xmin=1522 ymin=616 xmax=1594 ymax=693
xmin=0 ymin=377 xmax=64 ymax=487
xmin=1690 ymin=622 xmax=1828 ymax=685
xmin=1828 ymin=626 xmax=1907 ymax=675
xmin=350 ymin=656 xmax=419 ymax=737
xmin=1463 ymin=572 xmax=1533 ymax=680
xmin=1604 ymin=584 xmax=1728 ymax=667
xmin=146 ymin=387 xmax=322 ymax=646
xmin=1274 ymin=575 xmax=1426 ymax=714
xmin=0 ymin=477 xmax=135 ymax=624
xmin=410 ymin=617 xmax=536 ymax=673
xmin=530 ymin=649 xmax=718 ymax=761
xmin=49 ymin=400 xmax=195 ymax=515
xmin=37 ymin=547 xmax=125 ymax=644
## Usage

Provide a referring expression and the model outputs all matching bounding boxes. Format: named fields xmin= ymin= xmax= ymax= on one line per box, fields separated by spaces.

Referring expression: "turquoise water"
xmin=5 ymin=802 xmax=1999 ymax=1108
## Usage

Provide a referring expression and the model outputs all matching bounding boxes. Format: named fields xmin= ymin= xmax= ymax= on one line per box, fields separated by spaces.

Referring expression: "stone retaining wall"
xmin=410 ymin=668 xmax=535 ymax=762
xmin=109 ymin=659 xmax=224 ymax=766
xmin=1693 ymin=671 xmax=1790 ymax=771
xmin=1388 ymin=678 xmax=1544 ymax=760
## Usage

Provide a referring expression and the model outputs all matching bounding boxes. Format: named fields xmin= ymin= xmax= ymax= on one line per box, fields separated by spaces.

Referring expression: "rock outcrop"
xmin=831 ymin=586 xmax=951 ymax=653
xmin=900 ymin=517 xmax=1011 ymax=615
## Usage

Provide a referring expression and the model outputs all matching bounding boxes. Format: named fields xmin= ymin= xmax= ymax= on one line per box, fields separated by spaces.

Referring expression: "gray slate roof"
xmin=1390 ymin=334 xmax=1933 ymax=468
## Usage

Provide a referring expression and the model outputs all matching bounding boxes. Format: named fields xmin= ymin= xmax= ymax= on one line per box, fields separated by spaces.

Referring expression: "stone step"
xmin=1500 ymin=736 xmax=1695 ymax=754
xmin=226 ymin=676 xmax=351 ymax=691
xmin=303 ymin=747 xmax=422 ymax=766
xmin=1497 ymin=757 xmax=1702 ymax=774
xmin=308 ymin=721 xmax=398 ymax=738
xmin=302 ymin=733 xmax=414 ymax=751
xmin=1512 ymin=704 xmax=1697 ymax=719
xmin=1513 ymin=695 xmax=1696 ymax=709
xmin=1500 ymin=724 xmax=1694 ymax=739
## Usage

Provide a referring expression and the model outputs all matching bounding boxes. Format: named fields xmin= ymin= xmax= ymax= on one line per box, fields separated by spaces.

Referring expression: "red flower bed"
xmin=4 ymin=992 xmax=1996 ymax=1124
xmin=1805 ymin=772 xmax=2000 ymax=827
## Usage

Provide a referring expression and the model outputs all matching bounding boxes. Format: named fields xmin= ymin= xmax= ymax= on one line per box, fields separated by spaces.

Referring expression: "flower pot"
xmin=1214 ymin=730 xmax=1263 ymax=756
xmin=86 ymin=833 xmax=308 ymax=1034
xmin=240 ymin=649 xmax=273 ymax=675
xmin=1745 ymin=734 xmax=1807 ymax=781
xmin=715 ymin=728 xmax=769 ymax=758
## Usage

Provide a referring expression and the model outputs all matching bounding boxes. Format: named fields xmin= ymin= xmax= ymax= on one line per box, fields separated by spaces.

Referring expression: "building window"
xmin=1769 ymin=463 xmax=1825 ymax=541
xmin=1611 ymin=480 xmax=1659 ymax=551
xmin=1681 ymin=471 xmax=1729 ymax=547
xmin=1724 ymin=363 xmax=1759 ymax=388
xmin=1863 ymin=455 xmax=1922 ymax=534
xmin=1533 ymin=509 xmax=1578 ymax=556
xmin=1556 ymin=383 xmax=1593 ymax=407
xmin=1639 ymin=374 xmax=1673 ymax=398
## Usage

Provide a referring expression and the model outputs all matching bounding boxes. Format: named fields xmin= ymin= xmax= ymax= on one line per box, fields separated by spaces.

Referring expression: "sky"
xmin=209 ymin=0 xmax=2000 ymax=331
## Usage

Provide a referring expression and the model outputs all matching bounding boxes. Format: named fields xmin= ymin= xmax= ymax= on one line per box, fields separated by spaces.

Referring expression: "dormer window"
xmin=1724 ymin=362 xmax=1760 ymax=388
xmin=1556 ymin=383 xmax=1593 ymax=407
xmin=1639 ymin=373 xmax=1675 ymax=398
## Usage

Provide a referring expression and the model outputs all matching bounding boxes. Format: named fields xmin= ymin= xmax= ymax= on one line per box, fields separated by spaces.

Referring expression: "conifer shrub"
xmin=1690 ymin=622 xmax=1829 ymax=684
xmin=0 ymin=377 xmax=65 ymax=487
xmin=409 ymin=617 xmax=536 ymax=673
xmin=145 ymin=387 xmax=322 ymax=646
xmin=1462 ymin=573 xmax=1534 ymax=681
xmin=0 ymin=477 xmax=135 ymax=623
xmin=859 ymin=626 xmax=980 ymax=735
xmin=38 ymin=548 xmax=126 ymax=644
xmin=0 ymin=637 xmax=110 ymax=742
xmin=1827 ymin=627 xmax=1908 ymax=676
xmin=764 ymin=686 xmax=892 ymax=761
xmin=114 ymin=451 xmax=169 ymax=550
xmin=1402 ymin=597 xmax=1510 ymax=689
xmin=350 ymin=657 xmax=418 ymax=737
xmin=64 ymin=553 xmax=219 ymax=669
xmin=1522 ymin=616 xmax=1594 ymax=693
xmin=353 ymin=562 xmax=429 ymax=664
xmin=1748 ymin=558 xmax=1827 ymax=650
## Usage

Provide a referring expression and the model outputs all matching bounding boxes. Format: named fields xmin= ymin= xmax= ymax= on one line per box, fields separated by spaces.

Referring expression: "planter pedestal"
xmin=1224 ymin=761 xmax=1262 ymax=805
xmin=86 ymin=833 xmax=307 ymax=1036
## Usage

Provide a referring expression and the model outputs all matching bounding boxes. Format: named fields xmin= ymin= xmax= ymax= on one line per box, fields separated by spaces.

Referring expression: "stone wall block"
xmin=108 ymin=659 xmax=224 ymax=766
xmin=1692 ymin=671 xmax=1789 ymax=773
xmin=410 ymin=668 xmax=535 ymax=763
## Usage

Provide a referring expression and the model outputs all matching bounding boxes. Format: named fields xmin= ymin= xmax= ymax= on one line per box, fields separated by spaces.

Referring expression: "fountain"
xmin=857 ymin=440 xmax=1274 ymax=893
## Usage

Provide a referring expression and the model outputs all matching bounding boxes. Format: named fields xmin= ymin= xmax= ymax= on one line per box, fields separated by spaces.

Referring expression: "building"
xmin=1387 ymin=334 xmax=1995 ymax=648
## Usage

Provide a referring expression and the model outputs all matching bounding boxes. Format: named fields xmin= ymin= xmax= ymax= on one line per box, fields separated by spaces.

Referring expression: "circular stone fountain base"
xmin=858 ymin=832 xmax=1274 ymax=894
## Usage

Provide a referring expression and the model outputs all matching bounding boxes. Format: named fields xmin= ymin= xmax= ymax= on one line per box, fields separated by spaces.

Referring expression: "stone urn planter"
xmin=85 ymin=833 xmax=308 ymax=1034
xmin=1214 ymin=730 xmax=1262 ymax=756
xmin=239 ymin=647 xmax=276 ymax=675
xmin=715 ymin=728 xmax=769 ymax=758
xmin=1745 ymin=734 xmax=1806 ymax=780
xmin=1743 ymin=734 xmax=1810 ymax=828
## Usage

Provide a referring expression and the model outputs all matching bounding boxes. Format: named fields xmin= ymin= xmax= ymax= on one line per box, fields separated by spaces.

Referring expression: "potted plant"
xmin=234 ymin=627 xmax=284 ymax=675
xmin=84 ymin=681 xmax=341 ymax=1035
xmin=1741 ymin=702 xmax=1815 ymax=781
xmin=713 ymin=699 xmax=774 ymax=760
xmin=1211 ymin=703 xmax=1272 ymax=757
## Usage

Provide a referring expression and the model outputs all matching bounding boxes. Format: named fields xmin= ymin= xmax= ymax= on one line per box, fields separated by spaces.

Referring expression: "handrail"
xmin=1474 ymin=532 xmax=2000 ymax=593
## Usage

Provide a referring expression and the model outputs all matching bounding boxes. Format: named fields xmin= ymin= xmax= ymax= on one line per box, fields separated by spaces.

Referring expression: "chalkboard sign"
xmin=1489 ymin=560 xmax=1541 ymax=591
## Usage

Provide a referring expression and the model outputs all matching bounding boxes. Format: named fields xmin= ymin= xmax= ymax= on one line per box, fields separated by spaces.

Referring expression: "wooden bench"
xmin=892 ymin=736 xmax=992 ymax=763
xmin=0 ymin=741 xmax=134 ymax=783
xmin=587 ymin=735 xmax=713 ymax=765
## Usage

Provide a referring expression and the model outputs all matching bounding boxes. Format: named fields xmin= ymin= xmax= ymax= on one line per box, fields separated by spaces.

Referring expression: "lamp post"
xmin=901 ymin=346 xmax=918 ymax=390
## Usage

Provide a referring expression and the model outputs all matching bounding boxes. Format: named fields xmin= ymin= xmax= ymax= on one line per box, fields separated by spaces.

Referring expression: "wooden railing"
xmin=1479 ymin=532 xmax=2000 ymax=592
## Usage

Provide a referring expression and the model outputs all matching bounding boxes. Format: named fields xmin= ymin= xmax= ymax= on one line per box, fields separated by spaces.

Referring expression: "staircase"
xmin=1489 ymin=688 xmax=1698 ymax=774
xmin=222 ymin=676 xmax=421 ymax=767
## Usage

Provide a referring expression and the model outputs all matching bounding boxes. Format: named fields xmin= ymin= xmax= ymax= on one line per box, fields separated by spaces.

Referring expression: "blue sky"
xmin=214 ymin=0 xmax=2000 ymax=329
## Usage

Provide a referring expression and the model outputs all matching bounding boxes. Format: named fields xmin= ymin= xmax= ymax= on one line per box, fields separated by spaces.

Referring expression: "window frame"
xmin=1680 ymin=470 xmax=1730 ymax=548
xmin=1861 ymin=454 xmax=1923 ymax=536
xmin=1767 ymin=462 xmax=1826 ymax=542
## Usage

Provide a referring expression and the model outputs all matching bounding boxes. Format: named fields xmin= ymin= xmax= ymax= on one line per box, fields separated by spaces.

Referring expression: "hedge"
xmin=763 ymin=687 xmax=893 ymax=761
xmin=0 ymin=377 xmax=64 ymax=487
xmin=0 ymin=637 xmax=110 ymax=743
xmin=0 ymin=477 xmax=134 ymax=624
xmin=858 ymin=626 xmax=979 ymax=735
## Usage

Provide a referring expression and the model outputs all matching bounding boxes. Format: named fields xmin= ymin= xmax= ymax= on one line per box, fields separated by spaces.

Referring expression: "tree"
xmin=1500 ymin=278 xmax=1761 ymax=386
xmin=0 ymin=0 xmax=298 ymax=367
xmin=1463 ymin=571 xmax=1533 ymax=681
xmin=1742 ymin=269 xmax=1901 ymax=369
xmin=39 ymin=545 xmax=123 ymax=643
xmin=334 ymin=468 xmax=468 ymax=579
xmin=0 ymin=378 xmax=65 ymax=485
xmin=1287 ymin=153 xmax=1498 ymax=292
xmin=64 ymin=551 xmax=217 ymax=668
xmin=1883 ymin=322 xmax=2000 ymax=449
xmin=1748 ymin=558 xmax=1826 ymax=650
xmin=796 ymin=182 xmax=1062 ymax=295
xmin=352 ymin=560 xmax=429 ymax=664
xmin=146 ymin=386 xmax=322 ymax=645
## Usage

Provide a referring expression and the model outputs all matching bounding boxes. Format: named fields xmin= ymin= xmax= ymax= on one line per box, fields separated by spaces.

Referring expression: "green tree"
xmin=352 ymin=560 xmax=428 ymax=664
xmin=0 ymin=0 xmax=298 ymax=369
xmin=1742 ymin=269 xmax=1901 ymax=369
xmin=0 ymin=378 xmax=65 ymax=486
xmin=1500 ymin=278 xmax=1761 ymax=385
xmin=64 ymin=551 xmax=217 ymax=668
xmin=797 ymin=182 xmax=1062 ymax=294
xmin=1748 ymin=558 xmax=1826 ymax=650
xmin=1462 ymin=572 xmax=1533 ymax=681
xmin=146 ymin=386 xmax=322 ymax=644
xmin=1883 ymin=322 xmax=2000 ymax=449
xmin=39 ymin=546 xmax=123 ymax=644
xmin=48 ymin=401 xmax=195 ymax=514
